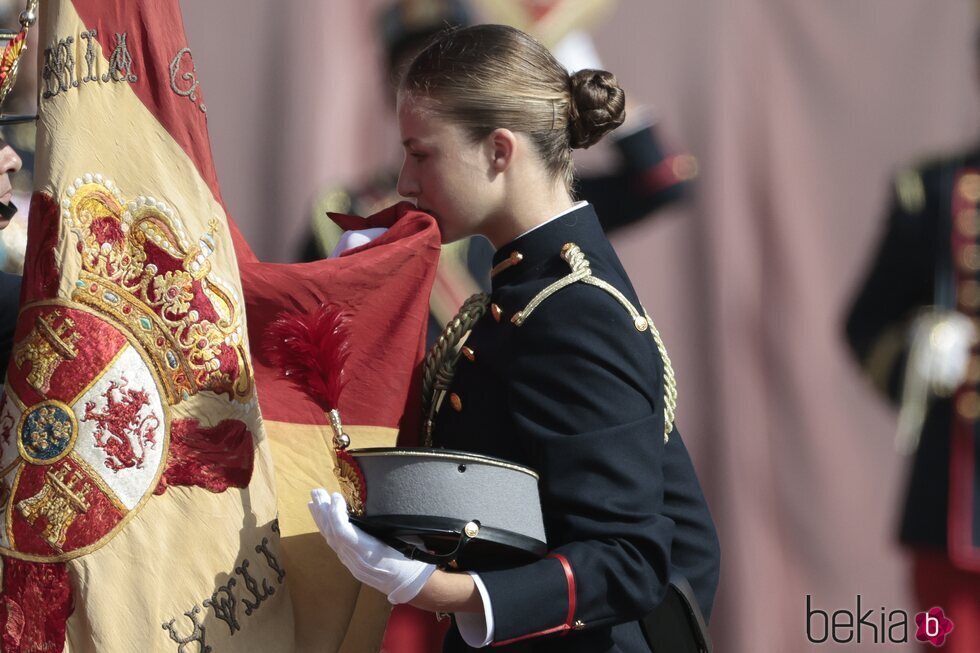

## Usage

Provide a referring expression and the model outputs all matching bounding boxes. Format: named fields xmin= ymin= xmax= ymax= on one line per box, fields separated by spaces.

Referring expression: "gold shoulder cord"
xmin=422 ymin=292 xmax=490 ymax=446
xmin=511 ymin=243 xmax=677 ymax=442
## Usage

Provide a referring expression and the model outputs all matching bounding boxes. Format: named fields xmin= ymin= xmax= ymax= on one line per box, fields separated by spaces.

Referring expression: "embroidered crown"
xmin=59 ymin=174 xmax=252 ymax=405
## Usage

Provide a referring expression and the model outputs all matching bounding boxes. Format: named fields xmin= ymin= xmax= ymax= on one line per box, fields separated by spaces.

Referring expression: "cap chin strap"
xmin=350 ymin=514 xmax=481 ymax=568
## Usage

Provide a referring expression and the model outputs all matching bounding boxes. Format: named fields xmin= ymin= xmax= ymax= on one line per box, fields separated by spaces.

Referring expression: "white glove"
xmin=329 ymin=228 xmax=388 ymax=258
xmin=910 ymin=310 xmax=976 ymax=396
xmin=308 ymin=489 xmax=436 ymax=604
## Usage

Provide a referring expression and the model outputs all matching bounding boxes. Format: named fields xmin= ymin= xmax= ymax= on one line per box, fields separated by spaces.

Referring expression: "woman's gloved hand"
xmin=329 ymin=228 xmax=388 ymax=258
xmin=308 ymin=488 xmax=436 ymax=604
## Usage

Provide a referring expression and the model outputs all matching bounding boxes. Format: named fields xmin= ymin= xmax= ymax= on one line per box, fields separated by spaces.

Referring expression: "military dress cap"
xmin=348 ymin=447 xmax=548 ymax=570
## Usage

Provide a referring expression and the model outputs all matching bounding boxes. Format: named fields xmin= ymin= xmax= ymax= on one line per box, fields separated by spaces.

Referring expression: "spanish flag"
xmin=242 ymin=202 xmax=439 ymax=652
xmin=0 ymin=1 xmax=439 ymax=651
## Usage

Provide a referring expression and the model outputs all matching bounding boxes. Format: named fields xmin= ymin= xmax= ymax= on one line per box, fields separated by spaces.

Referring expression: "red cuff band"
xmin=548 ymin=553 xmax=576 ymax=632
xmin=491 ymin=554 xmax=578 ymax=647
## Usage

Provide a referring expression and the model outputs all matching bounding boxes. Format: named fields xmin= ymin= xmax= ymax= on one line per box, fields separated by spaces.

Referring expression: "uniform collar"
xmin=490 ymin=202 xmax=603 ymax=291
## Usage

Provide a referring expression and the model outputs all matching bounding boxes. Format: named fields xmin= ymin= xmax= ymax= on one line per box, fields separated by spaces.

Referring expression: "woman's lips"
xmin=418 ymin=205 xmax=438 ymax=219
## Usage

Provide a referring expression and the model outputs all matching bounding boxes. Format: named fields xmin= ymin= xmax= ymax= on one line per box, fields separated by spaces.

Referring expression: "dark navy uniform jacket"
xmin=845 ymin=151 xmax=980 ymax=566
xmin=0 ymin=271 xmax=19 ymax=378
xmin=432 ymin=205 xmax=720 ymax=651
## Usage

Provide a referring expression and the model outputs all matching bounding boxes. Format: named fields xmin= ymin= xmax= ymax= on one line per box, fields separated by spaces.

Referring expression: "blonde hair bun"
xmin=567 ymin=69 xmax=626 ymax=150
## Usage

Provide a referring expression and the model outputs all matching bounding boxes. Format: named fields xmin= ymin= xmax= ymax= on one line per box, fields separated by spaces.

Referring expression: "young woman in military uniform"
xmin=310 ymin=24 xmax=720 ymax=652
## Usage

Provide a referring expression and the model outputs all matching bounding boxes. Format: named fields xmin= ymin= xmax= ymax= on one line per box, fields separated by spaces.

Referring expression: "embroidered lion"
xmin=82 ymin=377 xmax=160 ymax=471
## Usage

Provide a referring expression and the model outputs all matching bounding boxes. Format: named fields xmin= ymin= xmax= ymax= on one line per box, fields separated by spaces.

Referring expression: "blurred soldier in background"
xmin=845 ymin=151 xmax=980 ymax=649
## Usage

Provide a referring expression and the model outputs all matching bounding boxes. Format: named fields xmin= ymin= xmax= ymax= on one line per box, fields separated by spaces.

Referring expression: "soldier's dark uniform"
xmin=845 ymin=152 xmax=980 ymax=569
xmin=845 ymin=152 xmax=980 ymax=653
xmin=430 ymin=203 xmax=720 ymax=652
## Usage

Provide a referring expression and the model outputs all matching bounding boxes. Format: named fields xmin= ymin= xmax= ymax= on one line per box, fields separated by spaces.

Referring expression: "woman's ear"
xmin=488 ymin=128 xmax=517 ymax=173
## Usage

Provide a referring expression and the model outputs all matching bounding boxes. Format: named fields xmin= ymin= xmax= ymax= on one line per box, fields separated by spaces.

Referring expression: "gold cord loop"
xmin=422 ymin=292 xmax=490 ymax=446
xmin=513 ymin=242 xmax=677 ymax=441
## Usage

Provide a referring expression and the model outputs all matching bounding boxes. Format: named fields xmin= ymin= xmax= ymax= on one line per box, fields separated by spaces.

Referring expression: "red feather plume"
xmin=263 ymin=304 xmax=352 ymax=412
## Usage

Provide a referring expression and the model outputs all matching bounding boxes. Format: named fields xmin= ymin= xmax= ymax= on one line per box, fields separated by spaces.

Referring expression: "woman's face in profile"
xmin=396 ymin=94 xmax=497 ymax=244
